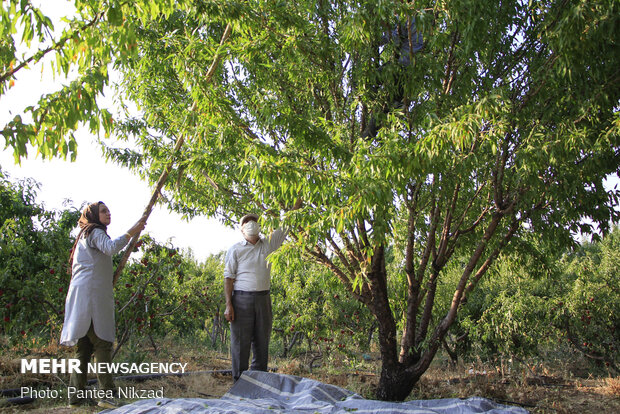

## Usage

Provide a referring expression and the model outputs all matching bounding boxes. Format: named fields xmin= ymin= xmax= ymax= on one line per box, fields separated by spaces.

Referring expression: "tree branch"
xmin=1 ymin=11 xmax=105 ymax=84
xmin=112 ymin=23 xmax=233 ymax=285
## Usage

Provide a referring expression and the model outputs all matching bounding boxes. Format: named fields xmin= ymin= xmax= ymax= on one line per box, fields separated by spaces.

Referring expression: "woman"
xmin=60 ymin=201 xmax=146 ymax=408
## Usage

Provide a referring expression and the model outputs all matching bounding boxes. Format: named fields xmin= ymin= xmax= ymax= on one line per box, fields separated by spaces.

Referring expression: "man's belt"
xmin=233 ymin=290 xmax=270 ymax=296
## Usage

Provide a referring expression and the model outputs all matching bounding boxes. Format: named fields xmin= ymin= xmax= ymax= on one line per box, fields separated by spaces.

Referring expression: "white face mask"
xmin=242 ymin=221 xmax=260 ymax=238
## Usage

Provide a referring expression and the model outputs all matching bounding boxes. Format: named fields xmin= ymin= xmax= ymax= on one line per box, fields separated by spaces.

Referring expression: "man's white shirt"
xmin=224 ymin=229 xmax=287 ymax=291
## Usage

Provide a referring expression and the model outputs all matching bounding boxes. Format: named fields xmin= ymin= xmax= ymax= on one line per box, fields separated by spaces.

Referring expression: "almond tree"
xmin=110 ymin=0 xmax=619 ymax=400
xmin=1 ymin=0 xmax=196 ymax=161
xmin=5 ymin=0 xmax=619 ymax=401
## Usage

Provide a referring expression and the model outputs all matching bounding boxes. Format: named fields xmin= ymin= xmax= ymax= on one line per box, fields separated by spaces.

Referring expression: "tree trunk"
xmin=376 ymin=360 xmax=421 ymax=401
xmin=367 ymin=245 xmax=422 ymax=400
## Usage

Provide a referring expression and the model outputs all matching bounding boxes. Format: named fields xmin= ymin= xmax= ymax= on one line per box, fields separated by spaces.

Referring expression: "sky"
xmin=0 ymin=140 xmax=239 ymax=261
xmin=0 ymin=1 xmax=239 ymax=261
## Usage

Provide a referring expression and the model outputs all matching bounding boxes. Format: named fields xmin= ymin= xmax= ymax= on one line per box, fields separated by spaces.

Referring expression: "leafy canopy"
xmin=2 ymin=0 xmax=619 ymax=400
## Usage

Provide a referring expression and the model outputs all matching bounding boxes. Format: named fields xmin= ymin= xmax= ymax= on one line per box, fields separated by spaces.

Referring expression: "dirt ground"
xmin=1 ymin=347 xmax=618 ymax=413
xmin=0 ymin=371 xmax=232 ymax=413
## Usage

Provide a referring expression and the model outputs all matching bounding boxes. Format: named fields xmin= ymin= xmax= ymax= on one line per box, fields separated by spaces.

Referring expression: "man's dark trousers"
xmin=230 ymin=290 xmax=272 ymax=382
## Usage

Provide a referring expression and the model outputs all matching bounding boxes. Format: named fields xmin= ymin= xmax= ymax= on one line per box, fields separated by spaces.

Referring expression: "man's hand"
xmin=224 ymin=304 xmax=235 ymax=322
xmin=224 ymin=278 xmax=235 ymax=321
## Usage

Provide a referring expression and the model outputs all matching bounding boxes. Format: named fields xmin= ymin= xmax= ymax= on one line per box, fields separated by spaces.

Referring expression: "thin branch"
xmin=442 ymin=30 xmax=459 ymax=95
xmin=462 ymin=215 xmax=521 ymax=300
xmin=435 ymin=182 xmax=460 ymax=267
xmin=113 ymin=23 xmax=233 ymax=285
xmin=1 ymin=11 xmax=105 ymax=84
xmin=340 ymin=231 xmax=363 ymax=270
xmin=326 ymin=233 xmax=357 ymax=277
xmin=450 ymin=180 xmax=487 ymax=238
xmin=404 ymin=182 xmax=422 ymax=283
xmin=307 ymin=245 xmax=371 ymax=305
xmin=415 ymin=194 xmax=439 ymax=300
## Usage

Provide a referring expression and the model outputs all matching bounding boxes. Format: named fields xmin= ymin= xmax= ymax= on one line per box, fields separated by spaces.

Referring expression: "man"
xmin=363 ymin=17 xmax=423 ymax=139
xmin=223 ymin=213 xmax=287 ymax=382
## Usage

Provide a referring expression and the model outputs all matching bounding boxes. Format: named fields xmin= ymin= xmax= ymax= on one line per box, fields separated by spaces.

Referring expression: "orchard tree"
xmin=555 ymin=227 xmax=620 ymax=373
xmin=4 ymin=0 xmax=620 ymax=401
xmin=1 ymin=0 xmax=200 ymax=161
xmin=113 ymin=236 xmax=226 ymax=356
xmin=0 ymin=168 xmax=79 ymax=340
xmin=449 ymin=234 xmax=565 ymax=361
xmin=446 ymin=227 xmax=620 ymax=373
xmin=108 ymin=0 xmax=619 ymax=400
xmin=270 ymin=258 xmax=375 ymax=359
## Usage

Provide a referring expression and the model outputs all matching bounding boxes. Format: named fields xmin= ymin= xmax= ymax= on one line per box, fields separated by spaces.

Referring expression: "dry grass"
xmin=403 ymin=359 xmax=620 ymax=414
xmin=1 ymin=340 xmax=618 ymax=413
xmin=602 ymin=377 xmax=620 ymax=397
xmin=276 ymin=353 xmax=620 ymax=413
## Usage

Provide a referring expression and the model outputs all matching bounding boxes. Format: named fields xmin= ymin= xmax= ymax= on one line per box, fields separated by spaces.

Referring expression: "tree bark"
xmin=366 ymin=245 xmax=422 ymax=400
xmin=376 ymin=360 xmax=421 ymax=401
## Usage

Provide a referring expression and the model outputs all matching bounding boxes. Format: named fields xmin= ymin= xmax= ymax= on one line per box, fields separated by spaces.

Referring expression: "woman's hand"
xmin=126 ymin=216 xmax=147 ymax=238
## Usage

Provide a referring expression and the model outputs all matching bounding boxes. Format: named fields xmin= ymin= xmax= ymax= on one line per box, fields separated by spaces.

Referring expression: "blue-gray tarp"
xmin=102 ymin=370 xmax=529 ymax=413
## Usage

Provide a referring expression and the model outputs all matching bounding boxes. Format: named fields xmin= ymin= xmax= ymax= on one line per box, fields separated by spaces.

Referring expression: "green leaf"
xmin=107 ymin=5 xmax=123 ymax=26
